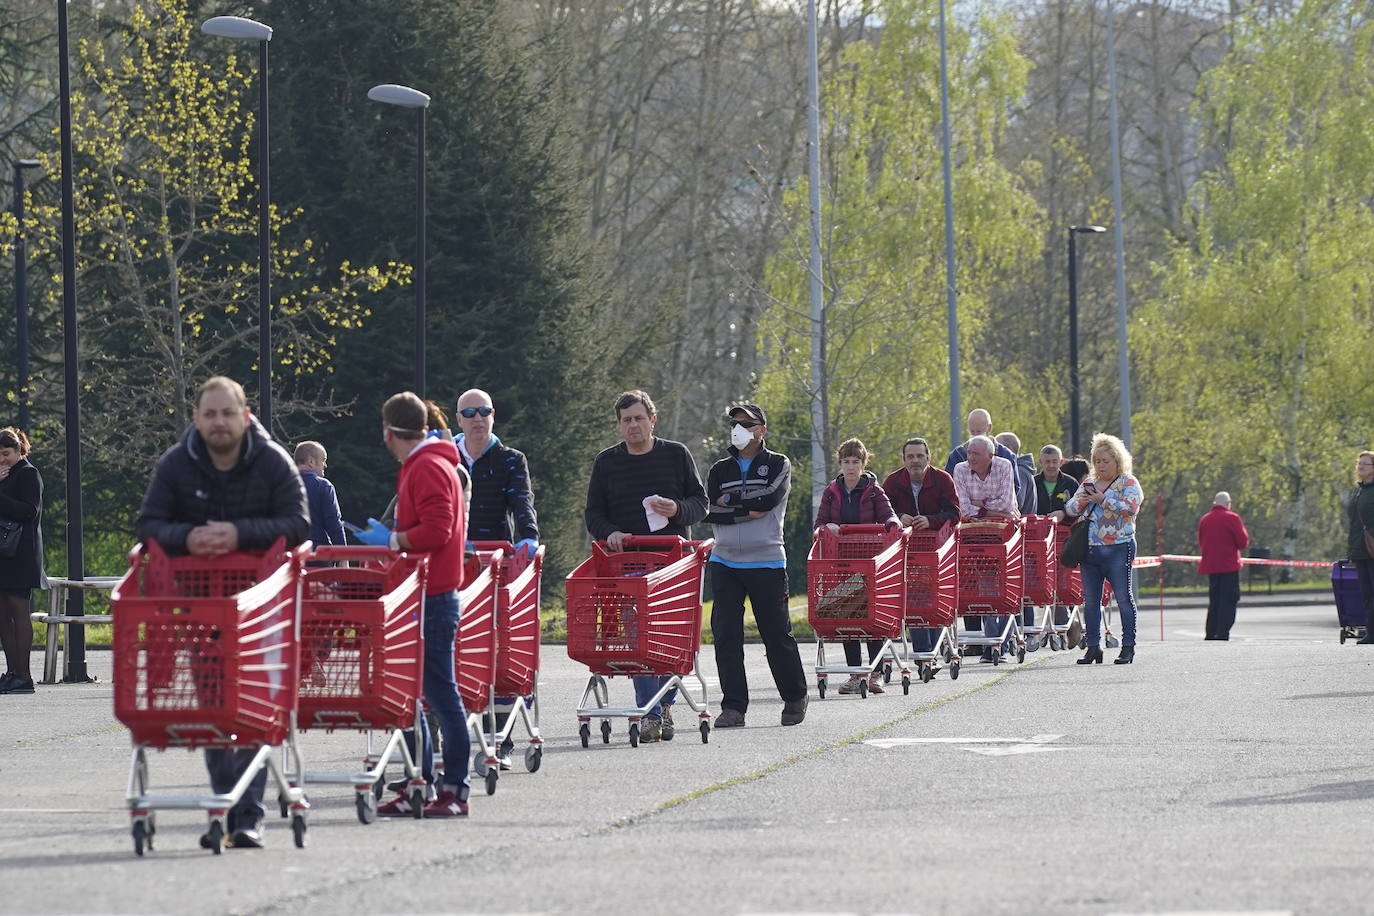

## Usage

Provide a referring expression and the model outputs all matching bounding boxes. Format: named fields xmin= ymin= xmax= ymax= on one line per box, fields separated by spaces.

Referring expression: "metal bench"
xmin=29 ymin=577 xmax=122 ymax=684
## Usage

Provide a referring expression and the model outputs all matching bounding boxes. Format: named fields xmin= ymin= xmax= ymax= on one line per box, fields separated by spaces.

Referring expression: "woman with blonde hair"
xmin=1063 ymin=433 xmax=1143 ymax=665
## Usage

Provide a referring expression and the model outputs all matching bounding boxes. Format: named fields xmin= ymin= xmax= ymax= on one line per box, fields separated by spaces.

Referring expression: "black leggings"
xmin=0 ymin=590 xmax=34 ymax=677
xmin=843 ymin=639 xmax=885 ymax=669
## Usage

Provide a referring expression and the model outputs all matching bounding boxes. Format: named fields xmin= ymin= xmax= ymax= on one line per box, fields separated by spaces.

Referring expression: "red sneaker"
xmin=423 ymin=791 xmax=469 ymax=818
xmin=376 ymin=793 xmax=419 ymax=817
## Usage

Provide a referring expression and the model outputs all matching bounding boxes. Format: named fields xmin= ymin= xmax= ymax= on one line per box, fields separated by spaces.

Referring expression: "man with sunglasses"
xmin=704 ymin=404 xmax=808 ymax=728
xmin=584 ymin=389 xmax=709 ymax=742
xmin=454 ymin=389 xmax=539 ymax=558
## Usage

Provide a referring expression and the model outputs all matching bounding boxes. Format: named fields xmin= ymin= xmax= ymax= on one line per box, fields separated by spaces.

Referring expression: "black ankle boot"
xmin=1076 ymin=647 xmax=1103 ymax=665
xmin=1114 ymin=645 xmax=1135 ymax=664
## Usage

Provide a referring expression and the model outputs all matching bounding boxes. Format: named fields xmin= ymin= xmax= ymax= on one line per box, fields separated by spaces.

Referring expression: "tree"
xmin=1132 ymin=0 xmax=1374 ymax=568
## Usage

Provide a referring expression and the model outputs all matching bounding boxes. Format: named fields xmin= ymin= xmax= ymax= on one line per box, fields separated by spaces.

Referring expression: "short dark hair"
xmin=903 ymin=437 xmax=929 ymax=454
xmin=382 ymin=392 xmax=427 ymax=440
xmin=197 ymin=375 xmax=247 ymax=409
xmin=0 ymin=426 xmax=31 ymax=456
xmin=615 ymin=389 xmax=656 ymax=420
xmin=837 ymin=437 xmax=869 ymax=464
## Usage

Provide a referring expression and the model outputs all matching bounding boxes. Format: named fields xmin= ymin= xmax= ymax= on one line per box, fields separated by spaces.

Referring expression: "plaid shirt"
xmin=952 ymin=456 xmax=1019 ymax=519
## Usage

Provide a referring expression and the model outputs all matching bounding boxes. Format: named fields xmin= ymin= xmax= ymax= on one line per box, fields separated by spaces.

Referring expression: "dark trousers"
xmin=842 ymin=639 xmax=886 ymax=668
xmin=205 ymin=748 xmax=267 ymax=832
xmin=710 ymin=563 xmax=807 ymax=713
xmin=1354 ymin=559 xmax=1374 ymax=628
xmin=1205 ymin=571 xmax=1240 ymax=639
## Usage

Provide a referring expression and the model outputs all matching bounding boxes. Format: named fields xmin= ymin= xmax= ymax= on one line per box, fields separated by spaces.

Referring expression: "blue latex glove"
xmin=515 ymin=538 xmax=539 ymax=559
xmin=353 ymin=517 xmax=392 ymax=547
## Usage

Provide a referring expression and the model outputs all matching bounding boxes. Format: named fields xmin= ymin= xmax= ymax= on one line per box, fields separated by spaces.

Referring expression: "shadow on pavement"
xmin=1215 ymin=779 xmax=1374 ymax=807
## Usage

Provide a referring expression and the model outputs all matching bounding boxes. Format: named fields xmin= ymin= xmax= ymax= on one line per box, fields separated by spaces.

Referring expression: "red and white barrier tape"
xmin=1155 ymin=553 xmax=1334 ymax=569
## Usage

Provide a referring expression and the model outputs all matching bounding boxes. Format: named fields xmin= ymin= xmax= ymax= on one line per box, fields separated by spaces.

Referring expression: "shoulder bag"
xmin=0 ymin=519 xmax=20 ymax=559
xmin=1059 ymin=515 xmax=1090 ymax=568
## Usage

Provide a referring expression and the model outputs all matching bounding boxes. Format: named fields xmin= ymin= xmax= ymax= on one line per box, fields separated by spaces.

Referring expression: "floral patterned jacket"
xmin=1064 ymin=474 xmax=1143 ymax=546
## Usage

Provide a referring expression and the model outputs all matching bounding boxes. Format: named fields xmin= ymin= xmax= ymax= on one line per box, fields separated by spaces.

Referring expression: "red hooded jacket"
xmin=1197 ymin=504 xmax=1249 ymax=575
xmin=395 ymin=437 xmax=466 ymax=595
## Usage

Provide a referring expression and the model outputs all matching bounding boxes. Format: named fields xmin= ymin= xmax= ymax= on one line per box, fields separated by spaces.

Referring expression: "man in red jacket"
xmin=1198 ymin=491 xmax=1250 ymax=641
xmin=881 ymin=437 xmax=959 ymax=531
xmin=357 ymin=391 xmax=472 ymax=817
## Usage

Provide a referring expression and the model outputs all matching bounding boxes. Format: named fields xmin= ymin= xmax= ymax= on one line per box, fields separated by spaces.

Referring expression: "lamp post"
xmin=368 ymin=84 xmax=431 ymax=398
xmin=1068 ymin=224 xmax=1106 ymax=456
xmin=12 ymin=159 xmax=40 ymax=433
xmin=200 ymin=16 xmax=274 ymax=430
xmin=938 ymin=0 xmax=961 ymax=452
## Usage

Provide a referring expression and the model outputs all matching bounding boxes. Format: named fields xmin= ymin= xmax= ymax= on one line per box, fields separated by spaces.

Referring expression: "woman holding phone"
xmin=1063 ymin=433 xmax=1143 ymax=665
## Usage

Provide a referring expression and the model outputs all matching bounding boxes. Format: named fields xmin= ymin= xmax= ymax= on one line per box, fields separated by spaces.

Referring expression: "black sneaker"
xmin=780 ymin=696 xmax=808 ymax=726
xmin=659 ymin=705 xmax=675 ymax=741
xmin=0 ymin=674 xmax=34 ymax=694
xmin=715 ymin=708 xmax=746 ymax=728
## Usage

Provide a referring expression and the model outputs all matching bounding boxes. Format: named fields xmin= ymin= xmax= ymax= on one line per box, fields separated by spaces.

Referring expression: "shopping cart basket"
xmin=291 ymin=546 xmax=428 ymax=824
xmin=902 ymin=521 xmax=959 ymax=684
xmin=808 ymin=524 xmax=909 ymax=698
xmin=566 ymin=536 xmax=714 ymax=747
xmin=1019 ymin=516 xmax=1057 ymax=651
xmin=113 ymin=538 xmax=308 ymax=855
xmin=954 ymin=520 xmax=1026 ymax=664
xmin=1050 ymin=523 xmax=1085 ymax=650
xmin=458 ymin=551 xmax=501 ymax=793
xmin=469 ymin=541 xmax=546 ymax=778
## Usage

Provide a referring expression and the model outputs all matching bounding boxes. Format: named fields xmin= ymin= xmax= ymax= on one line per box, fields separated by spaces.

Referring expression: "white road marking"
xmin=865 ymin=734 xmax=1072 ymax=755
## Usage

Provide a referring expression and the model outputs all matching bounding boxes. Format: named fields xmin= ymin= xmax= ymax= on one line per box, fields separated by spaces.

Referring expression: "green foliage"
xmin=1133 ymin=0 xmax=1374 ymax=564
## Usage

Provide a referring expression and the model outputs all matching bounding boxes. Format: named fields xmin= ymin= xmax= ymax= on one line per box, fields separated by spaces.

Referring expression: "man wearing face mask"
xmin=704 ymin=405 xmax=809 ymax=728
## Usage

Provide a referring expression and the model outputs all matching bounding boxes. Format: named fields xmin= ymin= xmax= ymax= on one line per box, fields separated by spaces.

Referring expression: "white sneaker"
xmin=836 ymin=675 xmax=864 ymax=695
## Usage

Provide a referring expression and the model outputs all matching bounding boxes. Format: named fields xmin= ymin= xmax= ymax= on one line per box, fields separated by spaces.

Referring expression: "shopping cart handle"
xmin=308 ymin=545 xmax=400 ymax=563
xmin=616 ymin=536 xmax=690 ymax=550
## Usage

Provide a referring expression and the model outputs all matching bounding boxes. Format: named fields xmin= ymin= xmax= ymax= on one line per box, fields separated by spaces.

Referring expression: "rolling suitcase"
xmin=1332 ymin=560 xmax=1365 ymax=643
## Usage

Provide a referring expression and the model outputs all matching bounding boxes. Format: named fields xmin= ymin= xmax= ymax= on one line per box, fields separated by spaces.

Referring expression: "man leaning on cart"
xmin=135 ymin=376 xmax=309 ymax=850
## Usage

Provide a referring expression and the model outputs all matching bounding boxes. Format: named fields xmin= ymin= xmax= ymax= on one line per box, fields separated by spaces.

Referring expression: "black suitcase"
xmin=1332 ymin=560 xmax=1365 ymax=642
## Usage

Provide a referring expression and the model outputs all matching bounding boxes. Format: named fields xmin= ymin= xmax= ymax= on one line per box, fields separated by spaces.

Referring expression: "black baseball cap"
xmin=727 ymin=404 xmax=767 ymax=425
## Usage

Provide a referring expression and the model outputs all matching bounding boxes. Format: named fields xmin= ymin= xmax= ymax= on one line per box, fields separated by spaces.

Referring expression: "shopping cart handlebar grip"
xmin=308 ymin=545 xmax=400 ymax=563
xmin=617 ymin=535 xmax=690 ymax=549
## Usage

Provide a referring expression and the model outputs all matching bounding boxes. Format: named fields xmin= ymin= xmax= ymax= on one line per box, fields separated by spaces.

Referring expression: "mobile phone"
xmin=342 ymin=520 xmax=363 ymax=533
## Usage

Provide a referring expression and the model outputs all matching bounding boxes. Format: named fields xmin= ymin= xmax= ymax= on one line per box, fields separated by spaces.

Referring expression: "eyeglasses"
xmin=459 ymin=406 xmax=494 ymax=418
xmin=731 ymin=419 xmax=762 ymax=429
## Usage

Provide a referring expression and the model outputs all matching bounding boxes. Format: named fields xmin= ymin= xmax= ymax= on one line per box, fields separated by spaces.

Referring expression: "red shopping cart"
xmin=1051 ymin=524 xmax=1085 ymax=651
xmin=466 ymin=542 xmax=546 ymax=783
xmin=902 ymin=521 xmax=959 ymax=684
xmin=808 ymin=524 xmax=909 ymax=698
xmin=566 ymin=536 xmax=714 ymax=747
xmin=113 ymin=538 xmax=309 ymax=855
xmin=291 ymin=546 xmax=428 ymax=824
xmin=458 ymin=551 xmax=501 ymax=794
xmin=954 ymin=519 xmax=1026 ymax=665
xmin=1019 ymin=516 xmax=1057 ymax=651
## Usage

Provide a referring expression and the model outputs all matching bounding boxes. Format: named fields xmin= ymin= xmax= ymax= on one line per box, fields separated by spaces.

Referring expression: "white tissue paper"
xmin=643 ymin=494 xmax=670 ymax=532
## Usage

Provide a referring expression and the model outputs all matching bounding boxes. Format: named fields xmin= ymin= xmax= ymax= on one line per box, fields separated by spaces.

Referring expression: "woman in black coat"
xmin=0 ymin=427 xmax=43 ymax=694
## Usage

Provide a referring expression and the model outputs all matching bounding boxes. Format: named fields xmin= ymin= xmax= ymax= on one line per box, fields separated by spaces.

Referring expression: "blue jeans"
xmin=633 ymin=675 xmax=677 ymax=719
xmin=908 ymin=627 xmax=939 ymax=654
xmin=204 ymin=748 xmax=266 ymax=832
xmin=1081 ymin=541 xmax=1137 ymax=647
xmin=416 ymin=590 xmax=470 ymax=795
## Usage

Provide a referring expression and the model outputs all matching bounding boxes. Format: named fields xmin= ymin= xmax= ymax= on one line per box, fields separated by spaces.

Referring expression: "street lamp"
xmin=1068 ymin=224 xmax=1106 ymax=457
xmin=368 ymin=84 xmax=431 ymax=398
xmin=201 ymin=15 xmax=274 ymax=430
xmin=12 ymin=159 xmax=40 ymax=432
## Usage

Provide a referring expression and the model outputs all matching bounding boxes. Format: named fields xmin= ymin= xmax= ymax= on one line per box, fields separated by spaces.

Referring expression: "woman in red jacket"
xmin=816 ymin=438 xmax=899 ymax=694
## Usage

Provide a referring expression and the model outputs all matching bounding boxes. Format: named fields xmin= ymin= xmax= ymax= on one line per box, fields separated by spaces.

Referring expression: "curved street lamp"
xmin=201 ymin=16 xmax=274 ymax=429
xmin=368 ymin=84 xmax=431 ymax=397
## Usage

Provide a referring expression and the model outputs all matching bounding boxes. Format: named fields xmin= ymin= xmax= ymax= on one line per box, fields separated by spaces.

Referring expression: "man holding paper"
xmin=584 ymin=389 xmax=708 ymax=742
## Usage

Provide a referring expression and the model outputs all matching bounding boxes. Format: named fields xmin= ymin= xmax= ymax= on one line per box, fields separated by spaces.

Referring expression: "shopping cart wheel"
xmin=472 ymin=750 xmax=489 ymax=778
xmin=858 ymin=679 xmax=868 ymax=699
xmin=278 ymin=792 xmax=290 ymax=819
xmin=525 ymin=746 xmax=543 ymax=773
xmin=922 ymin=663 xmax=935 ymax=684
xmin=579 ymin=723 xmax=590 ymax=748
xmin=700 ymin=721 xmax=710 ymax=744
xmin=950 ymin=659 xmax=960 ymax=680
xmin=356 ymin=791 xmax=377 ymax=825
xmin=132 ymin=820 xmax=148 ymax=857
xmin=291 ymin=813 xmax=307 ymax=849
xmin=628 ymin=723 xmax=640 ymax=747
xmin=485 ymin=769 xmax=499 ymax=796
xmin=601 ymin=720 xmax=612 ymax=744
xmin=410 ymin=787 xmax=425 ymax=820
xmin=1017 ymin=648 xmax=1025 ymax=664
xmin=200 ymin=821 xmax=224 ymax=855
xmin=883 ymin=663 xmax=893 ymax=684
xmin=373 ymin=775 xmax=386 ymax=801
xmin=901 ymin=676 xmax=911 ymax=696
xmin=1340 ymin=630 xmax=1348 ymax=644
xmin=1106 ymin=636 xmax=1120 ymax=649
xmin=817 ymin=678 xmax=827 ymax=699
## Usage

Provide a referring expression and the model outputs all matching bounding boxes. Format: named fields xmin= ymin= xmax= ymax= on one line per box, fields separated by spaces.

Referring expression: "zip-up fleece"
xmin=705 ymin=445 xmax=791 ymax=564
xmin=394 ymin=437 xmax=467 ymax=595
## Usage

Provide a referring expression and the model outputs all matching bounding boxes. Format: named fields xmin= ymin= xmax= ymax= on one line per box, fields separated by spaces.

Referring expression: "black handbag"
xmin=0 ymin=519 xmax=20 ymax=559
xmin=1058 ymin=517 xmax=1090 ymax=568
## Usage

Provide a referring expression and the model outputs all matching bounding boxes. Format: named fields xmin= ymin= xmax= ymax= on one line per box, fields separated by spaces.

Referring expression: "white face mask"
xmin=730 ymin=423 xmax=754 ymax=450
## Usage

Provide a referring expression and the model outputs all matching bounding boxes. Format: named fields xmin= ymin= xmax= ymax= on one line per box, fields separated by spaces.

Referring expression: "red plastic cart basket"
xmin=1020 ymin=516 xmax=1058 ymax=607
xmin=457 ymin=553 xmax=500 ymax=715
xmin=904 ymin=521 xmax=956 ymax=629
xmin=956 ymin=520 xmax=1024 ymax=615
xmin=296 ymin=547 xmax=427 ymax=731
xmin=113 ymin=540 xmax=301 ymax=748
xmin=470 ymin=541 xmax=544 ymax=697
xmin=808 ymin=524 xmax=907 ymax=641
xmin=1054 ymin=524 xmax=1085 ymax=605
xmin=566 ymin=537 xmax=712 ymax=677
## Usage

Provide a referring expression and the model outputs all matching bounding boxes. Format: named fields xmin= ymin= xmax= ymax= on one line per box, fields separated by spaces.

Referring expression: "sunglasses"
xmin=731 ymin=419 xmax=762 ymax=429
xmin=459 ymin=406 xmax=494 ymax=418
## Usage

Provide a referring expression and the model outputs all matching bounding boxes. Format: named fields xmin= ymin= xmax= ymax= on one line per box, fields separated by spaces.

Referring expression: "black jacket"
xmin=0 ymin=457 xmax=44 ymax=590
xmin=136 ymin=415 xmax=309 ymax=555
xmin=1033 ymin=470 xmax=1079 ymax=515
xmin=457 ymin=435 xmax=539 ymax=543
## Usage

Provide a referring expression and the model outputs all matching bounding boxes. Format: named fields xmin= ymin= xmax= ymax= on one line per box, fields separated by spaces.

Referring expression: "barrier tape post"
xmin=1156 ymin=492 xmax=1165 ymax=641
